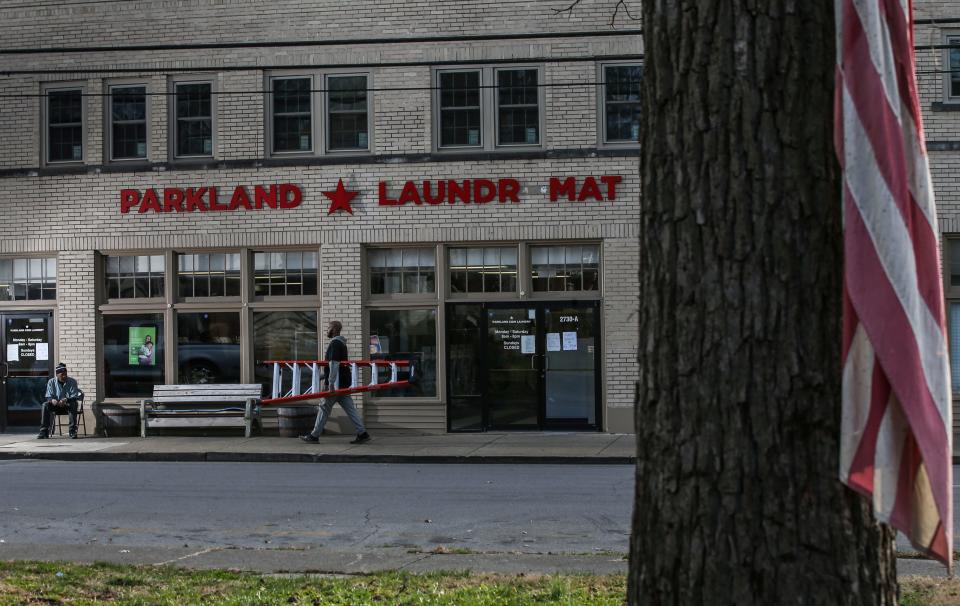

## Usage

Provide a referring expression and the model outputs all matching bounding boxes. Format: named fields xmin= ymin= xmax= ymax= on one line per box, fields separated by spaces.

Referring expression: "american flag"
xmin=836 ymin=0 xmax=953 ymax=567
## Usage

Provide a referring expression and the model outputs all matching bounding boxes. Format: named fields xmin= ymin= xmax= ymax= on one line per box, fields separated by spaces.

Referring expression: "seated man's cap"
xmin=55 ymin=363 xmax=67 ymax=373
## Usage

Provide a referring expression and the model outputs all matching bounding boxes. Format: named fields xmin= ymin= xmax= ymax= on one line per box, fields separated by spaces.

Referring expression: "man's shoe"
xmin=69 ymin=431 xmax=77 ymax=439
xmin=36 ymin=431 xmax=48 ymax=439
xmin=350 ymin=432 xmax=371 ymax=444
xmin=299 ymin=434 xmax=319 ymax=443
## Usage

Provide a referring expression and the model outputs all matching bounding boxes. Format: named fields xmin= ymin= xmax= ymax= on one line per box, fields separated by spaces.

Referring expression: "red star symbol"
xmin=323 ymin=178 xmax=358 ymax=215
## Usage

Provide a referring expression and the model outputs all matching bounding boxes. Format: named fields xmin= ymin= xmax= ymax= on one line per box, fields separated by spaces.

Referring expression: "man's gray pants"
xmin=310 ymin=394 xmax=366 ymax=437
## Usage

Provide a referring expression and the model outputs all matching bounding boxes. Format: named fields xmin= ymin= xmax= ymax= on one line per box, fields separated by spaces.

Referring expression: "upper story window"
xmin=435 ymin=66 xmax=543 ymax=151
xmin=0 ymin=258 xmax=56 ymax=301
xmin=368 ymin=248 xmax=436 ymax=296
xmin=253 ymin=250 xmax=318 ymax=296
xmin=46 ymin=87 xmax=84 ymax=163
xmin=173 ymin=81 xmax=213 ymax=158
xmin=449 ymin=246 xmax=518 ymax=294
xmin=270 ymin=77 xmax=313 ymax=154
xmin=105 ymin=254 xmax=164 ymax=299
xmin=109 ymin=85 xmax=148 ymax=161
xmin=531 ymin=244 xmax=600 ymax=293
xmin=947 ymin=36 xmax=960 ymax=101
xmin=496 ymin=68 xmax=540 ymax=146
xmin=177 ymin=252 xmax=240 ymax=297
xmin=600 ymin=64 xmax=642 ymax=144
xmin=327 ymin=74 xmax=369 ymax=151
xmin=266 ymin=72 xmax=371 ymax=156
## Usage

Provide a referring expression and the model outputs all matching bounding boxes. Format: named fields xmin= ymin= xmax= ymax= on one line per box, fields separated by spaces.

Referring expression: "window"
xmin=439 ymin=70 xmax=482 ymax=148
xmin=105 ymin=255 xmax=164 ymax=299
xmin=253 ymin=311 xmax=318 ymax=396
xmin=435 ymin=66 xmax=543 ymax=151
xmin=173 ymin=81 xmax=213 ymax=158
xmin=177 ymin=253 xmax=240 ymax=297
xmin=109 ymin=85 xmax=148 ymax=160
xmin=497 ymin=69 xmax=540 ymax=145
xmin=449 ymin=247 xmax=518 ymax=294
xmin=948 ymin=36 xmax=960 ymax=100
xmin=46 ymin=88 xmax=84 ymax=163
xmin=328 ymin=74 xmax=369 ymax=151
xmin=102 ymin=314 xmax=164 ymax=398
xmin=253 ymin=250 xmax=318 ymax=296
xmin=368 ymin=248 xmax=436 ymax=295
xmin=369 ymin=308 xmax=437 ymax=397
xmin=601 ymin=64 xmax=642 ymax=144
xmin=531 ymin=244 xmax=600 ymax=292
xmin=271 ymin=77 xmax=312 ymax=153
xmin=0 ymin=258 xmax=56 ymax=301
xmin=177 ymin=312 xmax=241 ymax=384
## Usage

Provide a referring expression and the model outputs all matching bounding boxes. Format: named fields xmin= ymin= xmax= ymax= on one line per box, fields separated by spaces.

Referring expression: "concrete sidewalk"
xmin=0 ymin=431 xmax=635 ymax=464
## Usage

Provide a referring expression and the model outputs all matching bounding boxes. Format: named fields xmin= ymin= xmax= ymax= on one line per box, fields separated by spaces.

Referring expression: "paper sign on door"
xmin=36 ymin=343 xmax=49 ymax=361
xmin=6 ymin=344 xmax=19 ymax=362
xmin=562 ymin=332 xmax=578 ymax=351
xmin=546 ymin=333 xmax=561 ymax=352
xmin=520 ymin=335 xmax=536 ymax=354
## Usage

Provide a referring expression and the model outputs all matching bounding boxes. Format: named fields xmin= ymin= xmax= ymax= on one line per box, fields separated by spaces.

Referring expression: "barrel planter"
xmin=100 ymin=406 xmax=140 ymax=437
xmin=277 ymin=406 xmax=315 ymax=437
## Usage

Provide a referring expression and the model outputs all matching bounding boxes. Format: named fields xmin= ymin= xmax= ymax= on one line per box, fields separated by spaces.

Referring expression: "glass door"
xmin=543 ymin=303 xmax=600 ymax=429
xmin=1 ymin=313 xmax=54 ymax=429
xmin=485 ymin=306 xmax=540 ymax=429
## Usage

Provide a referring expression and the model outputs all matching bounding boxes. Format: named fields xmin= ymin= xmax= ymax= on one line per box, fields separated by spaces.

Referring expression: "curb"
xmin=0 ymin=451 xmax=636 ymax=465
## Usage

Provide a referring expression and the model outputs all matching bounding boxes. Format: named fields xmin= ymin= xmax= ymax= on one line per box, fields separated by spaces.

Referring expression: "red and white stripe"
xmin=837 ymin=0 xmax=953 ymax=567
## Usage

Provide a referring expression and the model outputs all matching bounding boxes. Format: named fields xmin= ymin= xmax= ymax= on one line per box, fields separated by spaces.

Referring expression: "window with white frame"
xmin=105 ymin=254 xmax=164 ymax=299
xmin=253 ymin=250 xmax=318 ymax=296
xmin=368 ymin=248 xmax=436 ymax=295
xmin=177 ymin=252 xmax=240 ymax=297
xmin=435 ymin=66 xmax=543 ymax=151
xmin=270 ymin=76 xmax=313 ymax=154
xmin=46 ymin=88 xmax=84 ymax=163
xmin=449 ymin=246 xmax=518 ymax=294
xmin=109 ymin=85 xmax=148 ymax=161
xmin=0 ymin=257 xmax=56 ymax=301
xmin=173 ymin=81 xmax=213 ymax=158
xmin=531 ymin=244 xmax=600 ymax=293
xmin=600 ymin=64 xmax=642 ymax=144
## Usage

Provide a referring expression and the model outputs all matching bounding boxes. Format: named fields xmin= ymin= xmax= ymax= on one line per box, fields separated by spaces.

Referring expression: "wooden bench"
xmin=139 ymin=384 xmax=262 ymax=438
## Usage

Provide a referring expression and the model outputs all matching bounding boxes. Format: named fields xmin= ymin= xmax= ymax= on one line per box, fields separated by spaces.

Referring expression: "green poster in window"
xmin=128 ymin=326 xmax=157 ymax=366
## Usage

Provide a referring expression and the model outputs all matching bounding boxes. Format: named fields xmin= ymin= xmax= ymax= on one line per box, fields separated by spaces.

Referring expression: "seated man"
xmin=37 ymin=362 xmax=81 ymax=439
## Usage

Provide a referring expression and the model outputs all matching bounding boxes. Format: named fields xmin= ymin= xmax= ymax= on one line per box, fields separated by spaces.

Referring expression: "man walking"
xmin=300 ymin=321 xmax=371 ymax=444
xmin=37 ymin=362 xmax=81 ymax=439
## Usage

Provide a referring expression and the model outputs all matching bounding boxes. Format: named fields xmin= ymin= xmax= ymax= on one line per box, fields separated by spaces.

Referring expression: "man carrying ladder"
xmin=300 ymin=320 xmax=372 ymax=444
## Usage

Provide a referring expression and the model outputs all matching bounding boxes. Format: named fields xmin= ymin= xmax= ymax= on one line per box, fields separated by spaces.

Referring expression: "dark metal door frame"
xmin=1 ymin=311 xmax=55 ymax=430
xmin=446 ymin=300 xmax=602 ymax=432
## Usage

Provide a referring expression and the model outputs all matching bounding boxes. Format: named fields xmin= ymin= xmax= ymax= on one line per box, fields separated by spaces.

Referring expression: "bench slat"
xmin=146 ymin=418 xmax=248 ymax=428
xmin=153 ymin=384 xmax=261 ymax=392
xmin=152 ymin=396 xmax=260 ymax=403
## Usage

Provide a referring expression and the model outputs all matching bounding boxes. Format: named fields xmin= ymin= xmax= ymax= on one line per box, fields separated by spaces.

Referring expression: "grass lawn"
xmin=0 ymin=561 xmax=954 ymax=605
xmin=0 ymin=561 xmax=626 ymax=605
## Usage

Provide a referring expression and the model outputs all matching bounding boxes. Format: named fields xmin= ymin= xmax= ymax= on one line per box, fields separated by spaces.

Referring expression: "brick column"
xmin=56 ymin=250 xmax=98 ymax=432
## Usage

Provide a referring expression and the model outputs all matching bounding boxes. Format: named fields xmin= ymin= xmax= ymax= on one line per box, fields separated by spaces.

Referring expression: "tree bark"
xmin=628 ymin=1 xmax=898 ymax=604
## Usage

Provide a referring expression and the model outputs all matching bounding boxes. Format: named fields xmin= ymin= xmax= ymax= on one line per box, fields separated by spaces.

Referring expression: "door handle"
xmin=0 ymin=361 xmax=7 ymax=381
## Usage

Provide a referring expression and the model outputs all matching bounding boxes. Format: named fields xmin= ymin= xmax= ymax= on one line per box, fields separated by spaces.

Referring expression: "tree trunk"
xmin=628 ymin=2 xmax=898 ymax=604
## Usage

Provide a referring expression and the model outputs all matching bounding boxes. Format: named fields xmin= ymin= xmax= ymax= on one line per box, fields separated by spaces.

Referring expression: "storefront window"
xmin=102 ymin=314 xmax=164 ymax=398
xmin=253 ymin=311 xmax=318 ymax=396
xmin=0 ymin=257 xmax=56 ymax=302
xmin=177 ymin=312 xmax=241 ymax=384
xmin=369 ymin=308 xmax=437 ymax=397
xmin=105 ymin=254 xmax=164 ymax=299
xmin=178 ymin=252 xmax=241 ymax=297
xmin=531 ymin=244 xmax=600 ymax=292
xmin=449 ymin=246 xmax=518 ymax=294
xmin=368 ymin=248 xmax=435 ymax=295
xmin=253 ymin=250 xmax=318 ymax=296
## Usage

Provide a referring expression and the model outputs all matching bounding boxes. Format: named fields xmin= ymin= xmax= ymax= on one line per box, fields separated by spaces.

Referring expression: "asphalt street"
xmin=0 ymin=460 xmax=632 ymax=555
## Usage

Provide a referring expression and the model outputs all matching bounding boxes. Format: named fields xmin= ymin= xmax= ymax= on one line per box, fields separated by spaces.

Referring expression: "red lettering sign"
xmin=120 ymin=184 xmax=302 ymax=214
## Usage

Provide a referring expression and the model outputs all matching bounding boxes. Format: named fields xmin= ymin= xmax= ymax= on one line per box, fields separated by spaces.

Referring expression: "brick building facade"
xmin=0 ymin=0 xmax=642 ymax=435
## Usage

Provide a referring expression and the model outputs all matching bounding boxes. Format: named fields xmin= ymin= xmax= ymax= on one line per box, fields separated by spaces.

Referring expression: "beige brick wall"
xmin=55 ymin=250 xmax=98 ymax=432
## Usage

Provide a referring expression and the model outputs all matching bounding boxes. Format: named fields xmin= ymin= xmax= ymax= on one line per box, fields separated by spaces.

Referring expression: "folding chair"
xmin=52 ymin=391 xmax=86 ymax=436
